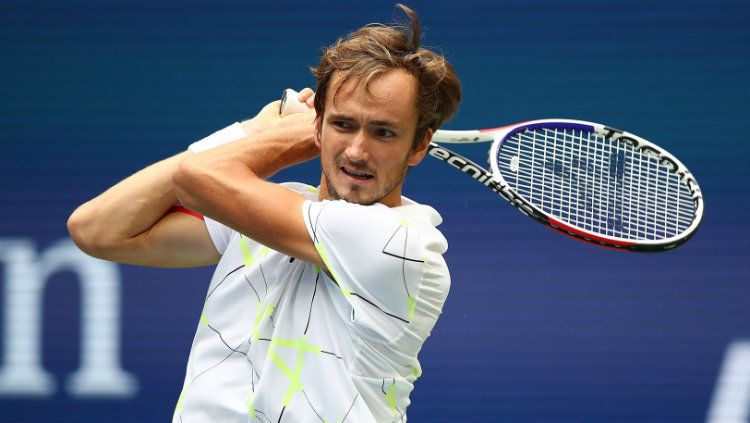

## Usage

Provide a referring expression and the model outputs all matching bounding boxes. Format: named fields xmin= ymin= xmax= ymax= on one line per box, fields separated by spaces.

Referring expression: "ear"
xmin=314 ymin=115 xmax=323 ymax=149
xmin=407 ymin=128 xmax=433 ymax=167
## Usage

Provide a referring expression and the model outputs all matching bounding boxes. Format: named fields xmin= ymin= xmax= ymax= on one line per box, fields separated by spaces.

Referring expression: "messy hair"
xmin=311 ymin=3 xmax=462 ymax=146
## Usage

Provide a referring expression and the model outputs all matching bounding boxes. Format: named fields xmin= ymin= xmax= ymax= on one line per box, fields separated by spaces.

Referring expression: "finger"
xmin=305 ymin=93 xmax=315 ymax=108
xmin=298 ymin=87 xmax=314 ymax=103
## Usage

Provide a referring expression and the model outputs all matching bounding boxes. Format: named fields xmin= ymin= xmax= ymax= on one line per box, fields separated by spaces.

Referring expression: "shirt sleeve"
xmin=202 ymin=182 xmax=316 ymax=256
xmin=301 ymin=199 xmax=438 ymax=341
xmin=203 ymin=216 xmax=235 ymax=255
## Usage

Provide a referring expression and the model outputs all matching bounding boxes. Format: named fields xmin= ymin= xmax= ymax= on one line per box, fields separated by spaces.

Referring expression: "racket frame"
xmin=430 ymin=119 xmax=703 ymax=252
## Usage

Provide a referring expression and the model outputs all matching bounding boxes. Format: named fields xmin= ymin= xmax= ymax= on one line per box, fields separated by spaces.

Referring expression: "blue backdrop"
xmin=1 ymin=1 xmax=748 ymax=422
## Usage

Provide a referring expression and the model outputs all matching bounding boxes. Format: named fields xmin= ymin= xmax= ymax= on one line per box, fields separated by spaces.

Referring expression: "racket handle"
xmin=279 ymin=88 xmax=312 ymax=116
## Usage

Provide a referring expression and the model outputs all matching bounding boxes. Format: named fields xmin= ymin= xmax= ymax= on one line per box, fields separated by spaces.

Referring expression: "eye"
xmin=331 ymin=120 xmax=353 ymax=131
xmin=375 ymin=128 xmax=395 ymax=138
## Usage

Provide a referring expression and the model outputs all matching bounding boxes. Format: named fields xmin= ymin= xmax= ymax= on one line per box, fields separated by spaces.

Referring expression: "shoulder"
xmin=303 ymin=197 xmax=447 ymax=252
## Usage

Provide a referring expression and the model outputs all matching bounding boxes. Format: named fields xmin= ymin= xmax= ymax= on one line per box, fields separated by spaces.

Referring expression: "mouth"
xmin=341 ymin=166 xmax=374 ymax=182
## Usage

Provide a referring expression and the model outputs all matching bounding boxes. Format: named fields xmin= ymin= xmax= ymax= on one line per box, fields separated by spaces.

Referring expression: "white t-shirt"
xmin=173 ymin=182 xmax=450 ymax=423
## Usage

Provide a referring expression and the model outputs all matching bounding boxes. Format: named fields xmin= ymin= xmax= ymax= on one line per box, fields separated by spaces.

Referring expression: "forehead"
xmin=326 ymin=69 xmax=419 ymax=124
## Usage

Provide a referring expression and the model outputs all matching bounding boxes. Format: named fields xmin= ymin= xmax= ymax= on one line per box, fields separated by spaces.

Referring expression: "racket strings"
xmin=497 ymin=128 xmax=695 ymax=241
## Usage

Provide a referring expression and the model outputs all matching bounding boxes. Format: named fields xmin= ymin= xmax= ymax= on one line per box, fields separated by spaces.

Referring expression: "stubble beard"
xmin=322 ymin=161 xmax=408 ymax=206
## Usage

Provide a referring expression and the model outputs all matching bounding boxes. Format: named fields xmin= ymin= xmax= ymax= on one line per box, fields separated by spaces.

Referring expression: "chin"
xmin=326 ymin=180 xmax=380 ymax=205
xmin=333 ymin=189 xmax=380 ymax=206
xmin=324 ymin=170 xmax=401 ymax=206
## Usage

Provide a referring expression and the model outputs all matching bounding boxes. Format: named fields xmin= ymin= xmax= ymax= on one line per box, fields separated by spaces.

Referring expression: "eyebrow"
xmin=327 ymin=113 xmax=402 ymax=129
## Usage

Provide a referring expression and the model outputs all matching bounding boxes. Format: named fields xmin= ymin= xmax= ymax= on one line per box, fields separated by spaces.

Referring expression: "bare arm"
xmin=67 ymin=101 xmax=285 ymax=267
xmin=67 ymin=150 xmax=221 ymax=267
xmin=68 ymin=91 xmax=317 ymax=268
xmin=173 ymin=111 xmax=324 ymax=268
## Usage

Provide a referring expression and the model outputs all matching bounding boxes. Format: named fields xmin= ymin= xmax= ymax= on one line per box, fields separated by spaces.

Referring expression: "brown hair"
xmin=311 ymin=4 xmax=461 ymax=146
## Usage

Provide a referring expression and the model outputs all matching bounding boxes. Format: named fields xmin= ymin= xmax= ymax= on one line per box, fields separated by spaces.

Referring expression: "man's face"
xmin=316 ymin=69 xmax=429 ymax=207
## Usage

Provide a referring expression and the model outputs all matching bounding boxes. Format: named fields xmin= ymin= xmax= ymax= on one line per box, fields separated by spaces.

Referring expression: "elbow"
xmin=67 ymin=204 xmax=104 ymax=257
xmin=67 ymin=203 xmax=124 ymax=260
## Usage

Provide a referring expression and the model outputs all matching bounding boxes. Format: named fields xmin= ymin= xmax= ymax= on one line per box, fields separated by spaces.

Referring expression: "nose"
xmin=344 ymin=131 xmax=369 ymax=163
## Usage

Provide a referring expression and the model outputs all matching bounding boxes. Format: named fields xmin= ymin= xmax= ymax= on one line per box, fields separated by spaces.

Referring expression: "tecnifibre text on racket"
xmin=280 ymin=89 xmax=704 ymax=252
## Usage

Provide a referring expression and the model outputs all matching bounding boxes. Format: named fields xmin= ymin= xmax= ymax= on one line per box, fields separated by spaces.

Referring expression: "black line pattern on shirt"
xmin=206 ymin=264 xmax=244 ymax=300
xmin=177 ymin=345 xmax=238 ymax=422
xmin=301 ymin=390 xmax=325 ymax=422
xmin=255 ymin=337 xmax=343 ymax=359
xmin=320 ymin=349 xmax=344 ymax=360
xmin=350 ymin=292 xmax=410 ymax=323
xmin=382 ymin=225 xmax=425 ymax=263
xmin=185 ymin=199 xmax=425 ymax=422
xmin=381 ymin=251 xmax=424 ymax=263
xmin=381 ymin=222 xmax=428 ymax=324
xmin=310 ymin=203 xmax=423 ymax=324
xmin=245 ymin=273 xmax=262 ymax=303
xmin=341 ymin=393 xmax=359 ymax=423
xmin=259 ymin=259 xmax=269 ymax=295
xmin=402 ymin=227 xmax=410 ymax=297
xmin=207 ymin=323 xmax=248 ymax=357
xmin=308 ymin=201 xmax=323 ymax=243
xmin=295 ymin=391 xmax=359 ymax=423
xmin=244 ymin=282 xmax=276 ymax=333
xmin=176 ymin=322 xmax=253 ymax=421
xmin=254 ymin=339 xmax=346 ymax=423
xmin=192 ymin=347 xmax=236 ymax=382
xmin=248 ymin=358 xmax=259 ymax=390
xmin=190 ymin=254 xmax=349 ymax=422
xmin=272 ymin=364 xmax=355 ymax=423
xmin=178 ymin=237 xmax=268 ymax=422
xmin=255 ymin=409 xmax=273 ymax=423
xmin=304 ymin=272 xmax=320 ymax=335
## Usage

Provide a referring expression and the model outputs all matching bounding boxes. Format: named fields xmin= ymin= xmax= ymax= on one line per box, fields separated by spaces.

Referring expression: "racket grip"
xmin=279 ymin=88 xmax=312 ymax=116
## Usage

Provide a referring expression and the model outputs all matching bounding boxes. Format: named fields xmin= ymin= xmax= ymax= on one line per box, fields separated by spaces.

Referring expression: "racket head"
xmin=485 ymin=119 xmax=703 ymax=251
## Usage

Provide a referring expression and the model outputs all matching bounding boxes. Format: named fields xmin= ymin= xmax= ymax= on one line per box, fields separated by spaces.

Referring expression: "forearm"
xmin=175 ymin=124 xmax=317 ymax=211
xmin=67 ymin=100 xmax=308 ymax=263
xmin=228 ymin=124 xmax=319 ymax=179
xmin=172 ymin=117 xmax=322 ymax=266
xmin=68 ymin=151 xmax=190 ymax=255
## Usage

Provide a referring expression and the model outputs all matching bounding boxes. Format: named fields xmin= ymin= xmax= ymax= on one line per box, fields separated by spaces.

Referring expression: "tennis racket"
xmin=280 ymin=89 xmax=704 ymax=252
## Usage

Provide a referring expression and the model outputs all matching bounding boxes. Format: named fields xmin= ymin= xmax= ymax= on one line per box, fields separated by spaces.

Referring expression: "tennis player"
xmin=68 ymin=4 xmax=461 ymax=422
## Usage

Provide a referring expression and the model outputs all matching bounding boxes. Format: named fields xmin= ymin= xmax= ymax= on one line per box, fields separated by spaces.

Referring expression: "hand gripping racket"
xmin=280 ymin=89 xmax=704 ymax=252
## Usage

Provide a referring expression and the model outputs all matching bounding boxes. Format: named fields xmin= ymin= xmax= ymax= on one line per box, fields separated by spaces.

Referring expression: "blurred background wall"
xmin=1 ymin=1 xmax=748 ymax=422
